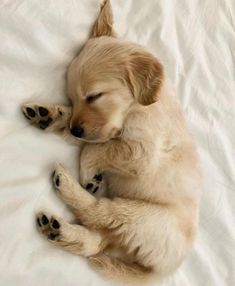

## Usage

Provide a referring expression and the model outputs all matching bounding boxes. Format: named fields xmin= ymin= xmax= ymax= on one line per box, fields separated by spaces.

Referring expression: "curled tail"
xmin=89 ymin=254 xmax=153 ymax=284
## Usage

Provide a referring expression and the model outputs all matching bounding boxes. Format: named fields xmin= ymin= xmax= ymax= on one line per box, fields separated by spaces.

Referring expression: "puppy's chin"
xmin=78 ymin=128 xmax=122 ymax=143
xmin=78 ymin=137 xmax=109 ymax=143
xmin=77 ymin=133 xmax=111 ymax=143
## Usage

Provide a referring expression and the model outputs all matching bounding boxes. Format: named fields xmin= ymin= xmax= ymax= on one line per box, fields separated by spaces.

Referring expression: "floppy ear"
xmin=125 ymin=51 xmax=164 ymax=105
xmin=90 ymin=0 xmax=116 ymax=38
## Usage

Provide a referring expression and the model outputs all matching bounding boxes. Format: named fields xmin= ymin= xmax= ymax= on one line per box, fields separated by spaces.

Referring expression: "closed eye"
xmin=86 ymin=92 xmax=103 ymax=104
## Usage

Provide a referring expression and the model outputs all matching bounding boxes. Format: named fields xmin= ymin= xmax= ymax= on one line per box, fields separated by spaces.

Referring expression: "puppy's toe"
xmin=51 ymin=218 xmax=61 ymax=230
xmin=38 ymin=117 xmax=53 ymax=130
xmin=52 ymin=164 xmax=63 ymax=190
xmin=47 ymin=232 xmax=60 ymax=241
xmin=48 ymin=217 xmax=64 ymax=241
xmin=38 ymin=106 xmax=49 ymax=117
xmin=52 ymin=163 xmax=73 ymax=192
xmin=22 ymin=105 xmax=36 ymax=121
xmin=85 ymin=173 xmax=104 ymax=195
xmin=36 ymin=213 xmax=50 ymax=232
xmin=86 ymin=184 xmax=100 ymax=194
xmin=52 ymin=171 xmax=61 ymax=189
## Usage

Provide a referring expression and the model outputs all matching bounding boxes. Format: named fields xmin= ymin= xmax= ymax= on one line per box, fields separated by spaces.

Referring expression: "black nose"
xmin=70 ymin=126 xmax=84 ymax=138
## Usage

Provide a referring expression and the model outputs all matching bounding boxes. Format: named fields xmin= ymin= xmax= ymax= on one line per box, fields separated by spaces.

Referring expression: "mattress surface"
xmin=0 ymin=0 xmax=234 ymax=285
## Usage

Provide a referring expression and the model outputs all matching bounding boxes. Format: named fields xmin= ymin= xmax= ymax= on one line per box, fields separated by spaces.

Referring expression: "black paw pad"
xmin=42 ymin=215 xmax=49 ymax=225
xmin=86 ymin=183 xmax=93 ymax=190
xmin=39 ymin=118 xmax=52 ymax=129
xmin=93 ymin=186 xmax=99 ymax=193
xmin=26 ymin=107 xmax=36 ymax=118
xmin=52 ymin=219 xmax=60 ymax=229
xmin=94 ymin=174 xmax=103 ymax=182
xmin=38 ymin=107 xmax=49 ymax=117
xmin=55 ymin=175 xmax=60 ymax=187
xmin=36 ymin=217 xmax=42 ymax=227
xmin=48 ymin=232 xmax=59 ymax=241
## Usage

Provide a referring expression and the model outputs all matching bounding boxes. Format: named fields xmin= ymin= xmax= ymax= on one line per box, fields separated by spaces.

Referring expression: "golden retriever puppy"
xmin=22 ymin=0 xmax=202 ymax=284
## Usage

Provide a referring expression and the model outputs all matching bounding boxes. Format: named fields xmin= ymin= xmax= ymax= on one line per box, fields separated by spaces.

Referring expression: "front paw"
xmin=36 ymin=212 xmax=62 ymax=241
xmin=52 ymin=164 xmax=74 ymax=194
xmin=85 ymin=173 xmax=106 ymax=197
xmin=21 ymin=103 xmax=67 ymax=130
xmin=22 ymin=104 xmax=53 ymax=129
xmin=85 ymin=173 xmax=102 ymax=194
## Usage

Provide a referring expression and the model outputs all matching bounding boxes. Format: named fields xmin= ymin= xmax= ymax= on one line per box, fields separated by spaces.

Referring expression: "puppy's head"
xmin=67 ymin=0 xmax=163 ymax=142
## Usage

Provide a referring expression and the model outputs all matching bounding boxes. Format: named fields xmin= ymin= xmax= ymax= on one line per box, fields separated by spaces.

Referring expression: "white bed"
xmin=0 ymin=0 xmax=234 ymax=285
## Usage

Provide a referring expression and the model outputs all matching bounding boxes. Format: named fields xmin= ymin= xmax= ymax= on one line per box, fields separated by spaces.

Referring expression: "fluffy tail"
xmin=89 ymin=254 xmax=153 ymax=284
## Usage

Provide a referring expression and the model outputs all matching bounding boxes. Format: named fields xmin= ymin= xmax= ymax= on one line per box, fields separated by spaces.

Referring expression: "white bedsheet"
xmin=0 ymin=0 xmax=234 ymax=285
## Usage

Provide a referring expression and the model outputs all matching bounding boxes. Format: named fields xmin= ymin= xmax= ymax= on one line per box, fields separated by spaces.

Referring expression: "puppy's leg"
xmin=52 ymin=164 xmax=115 ymax=229
xmin=36 ymin=212 xmax=107 ymax=257
xmin=36 ymin=211 xmax=153 ymax=283
xmin=21 ymin=103 xmax=71 ymax=132
xmin=52 ymin=164 xmax=139 ymax=230
xmin=52 ymin=164 xmax=97 ymax=219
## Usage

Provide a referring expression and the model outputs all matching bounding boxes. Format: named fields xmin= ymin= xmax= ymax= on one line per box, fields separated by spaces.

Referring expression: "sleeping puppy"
xmin=22 ymin=0 xmax=202 ymax=284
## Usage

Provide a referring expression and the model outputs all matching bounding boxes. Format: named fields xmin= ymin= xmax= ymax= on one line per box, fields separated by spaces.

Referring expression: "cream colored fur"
xmin=22 ymin=0 xmax=202 ymax=284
